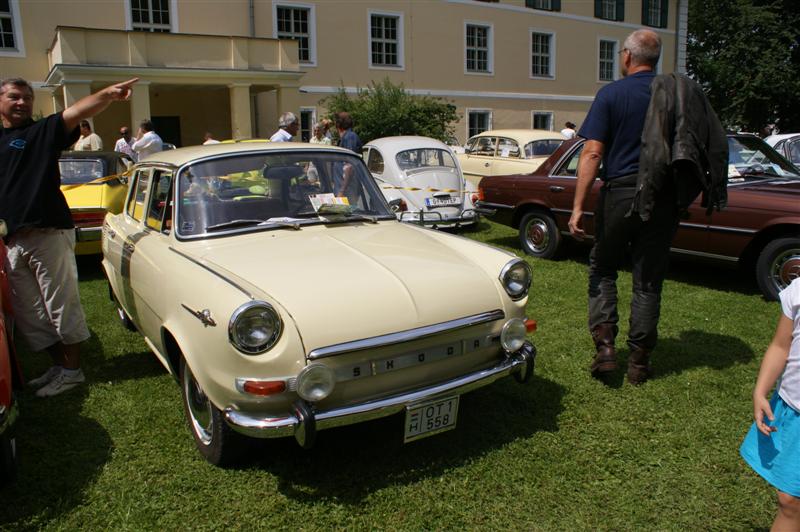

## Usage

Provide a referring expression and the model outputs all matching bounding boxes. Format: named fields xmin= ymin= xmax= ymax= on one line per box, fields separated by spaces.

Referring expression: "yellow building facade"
xmin=0 ymin=0 xmax=684 ymax=147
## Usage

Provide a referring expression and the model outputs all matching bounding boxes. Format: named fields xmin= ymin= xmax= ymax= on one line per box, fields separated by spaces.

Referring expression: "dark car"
xmin=0 ymin=223 xmax=21 ymax=483
xmin=477 ymin=134 xmax=800 ymax=300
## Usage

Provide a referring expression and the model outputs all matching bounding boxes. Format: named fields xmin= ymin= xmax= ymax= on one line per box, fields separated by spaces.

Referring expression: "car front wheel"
xmin=756 ymin=237 xmax=800 ymax=300
xmin=519 ymin=211 xmax=562 ymax=259
xmin=180 ymin=358 xmax=247 ymax=466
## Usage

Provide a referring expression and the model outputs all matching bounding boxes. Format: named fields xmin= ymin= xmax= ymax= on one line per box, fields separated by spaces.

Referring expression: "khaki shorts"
xmin=5 ymin=228 xmax=90 ymax=352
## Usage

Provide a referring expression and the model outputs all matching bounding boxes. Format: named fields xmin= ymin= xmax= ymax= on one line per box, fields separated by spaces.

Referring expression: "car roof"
xmin=365 ymin=136 xmax=451 ymax=152
xmin=468 ymin=129 xmax=567 ymax=142
xmin=135 ymin=141 xmax=355 ymax=167
xmin=764 ymin=133 xmax=800 ymax=146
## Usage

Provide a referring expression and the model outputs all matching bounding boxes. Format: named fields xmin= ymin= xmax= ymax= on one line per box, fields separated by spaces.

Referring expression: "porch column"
xmin=61 ymin=81 xmax=92 ymax=126
xmin=275 ymin=85 xmax=301 ymax=131
xmin=229 ymin=83 xmax=252 ymax=139
xmin=129 ymin=81 xmax=151 ymax=131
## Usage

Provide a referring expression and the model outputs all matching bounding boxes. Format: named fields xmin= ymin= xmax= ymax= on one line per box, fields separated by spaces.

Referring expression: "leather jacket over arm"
xmin=634 ymin=73 xmax=728 ymax=221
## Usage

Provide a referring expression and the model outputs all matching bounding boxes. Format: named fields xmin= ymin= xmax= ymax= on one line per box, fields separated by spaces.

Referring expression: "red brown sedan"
xmin=477 ymin=134 xmax=800 ymax=300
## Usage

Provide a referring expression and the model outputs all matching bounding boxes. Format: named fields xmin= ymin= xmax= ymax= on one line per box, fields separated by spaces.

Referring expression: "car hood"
xmin=194 ymin=223 xmax=504 ymax=352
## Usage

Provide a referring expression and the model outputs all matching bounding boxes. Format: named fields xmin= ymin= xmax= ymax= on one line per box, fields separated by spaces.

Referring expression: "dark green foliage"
xmin=321 ymin=78 xmax=459 ymax=144
xmin=688 ymin=0 xmax=800 ymax=132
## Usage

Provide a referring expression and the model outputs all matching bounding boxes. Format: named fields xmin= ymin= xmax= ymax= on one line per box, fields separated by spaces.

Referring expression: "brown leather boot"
xmin=590 ymin=323 xmax=618 ymax=378
xmin=627 ymin=347 xmax=652 ymax=385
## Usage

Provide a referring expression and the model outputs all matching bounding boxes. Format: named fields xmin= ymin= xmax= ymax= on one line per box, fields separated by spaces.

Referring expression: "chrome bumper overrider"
xmin=223 ymin=342 xmax=536 ymax=447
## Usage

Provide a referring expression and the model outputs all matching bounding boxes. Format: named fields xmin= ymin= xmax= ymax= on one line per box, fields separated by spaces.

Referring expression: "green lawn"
xmin=0 ymin=220 xmax=778 ymax=530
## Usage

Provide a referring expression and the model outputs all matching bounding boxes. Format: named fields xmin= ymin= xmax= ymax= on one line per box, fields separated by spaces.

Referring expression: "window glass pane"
xmin=367 ymin=149 xmax=385 ymax=174
xmin=466 ymin=25 xmax=489 ymax=73
xmin=371 ymin=14 xmax=400 ymax=66
xmin=531 ymin=33 xmax=551 ymax=77
xmin=277 ymin=6 xmax=312 ymax=63
xmin=0 ymin=1 xmax=10 ymax=13
xmin=468 ymin=113 xmax=491 ymax=138
xmin=146 ymin=171 xmax=173 ymax=231
xmin=496 ymin=138 xmax=520 ymax=158
xmin=599 ymin=40 xmax=615 ymax=81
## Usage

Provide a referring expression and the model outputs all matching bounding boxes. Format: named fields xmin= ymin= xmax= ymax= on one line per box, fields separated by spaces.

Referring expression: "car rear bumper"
xmin=398 ymin=207 xmax=495 ymax=227
xmin=223 ymin=341 xmax=535 ymax=446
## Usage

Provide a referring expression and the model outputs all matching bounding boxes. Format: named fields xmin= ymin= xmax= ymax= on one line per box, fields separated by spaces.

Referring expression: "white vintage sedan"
xmin=102 ymin=142 xmax=537 ymax=466
xmin=362 ymin=136 xmax=487 ymax=228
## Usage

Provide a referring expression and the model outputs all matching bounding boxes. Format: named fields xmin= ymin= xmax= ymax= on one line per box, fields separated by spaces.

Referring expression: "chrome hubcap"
xmin=770 ymin=248 xmax=800 ymax=293
xmin=525 ymin=218 xmax=549 ymax=253
xmin=183 ymin=366 xmax=213 ymax=445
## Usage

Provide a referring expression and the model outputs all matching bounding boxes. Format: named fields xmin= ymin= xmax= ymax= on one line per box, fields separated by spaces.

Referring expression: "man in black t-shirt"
xmin=568 ymin=29 xmax=674 ymax=386
xmin=0 ymin=76 xmax=137 ymax=397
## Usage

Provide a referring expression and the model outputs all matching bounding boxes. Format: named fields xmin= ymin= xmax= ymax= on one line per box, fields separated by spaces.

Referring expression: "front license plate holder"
xmin=404 ymin=396 xmax=459 ymax=443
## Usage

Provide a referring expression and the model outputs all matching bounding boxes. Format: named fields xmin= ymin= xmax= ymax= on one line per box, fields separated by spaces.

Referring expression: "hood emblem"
xmin=181 ymin=304 xmax=216 ymax=327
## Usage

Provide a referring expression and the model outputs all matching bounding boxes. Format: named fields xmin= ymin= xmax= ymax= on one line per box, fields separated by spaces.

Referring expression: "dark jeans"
xmin=588 ymin=176 xmax=679 ymax=351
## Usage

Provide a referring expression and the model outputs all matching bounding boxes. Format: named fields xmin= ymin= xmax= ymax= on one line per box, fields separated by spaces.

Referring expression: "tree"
xmin=688 ymin=0 xmax=800 ymax=132
xmin=320 ymin=78 xmax=459 ymax=144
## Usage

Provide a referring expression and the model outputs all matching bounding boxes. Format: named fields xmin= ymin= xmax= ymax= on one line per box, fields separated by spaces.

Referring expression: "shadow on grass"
xmin=244 ymin=373 xmax=564 ymax=505
xmin=75 ymin=254 xmax=106 ymax=282
xmin=650 ymin=329 xmax=755 ymax=378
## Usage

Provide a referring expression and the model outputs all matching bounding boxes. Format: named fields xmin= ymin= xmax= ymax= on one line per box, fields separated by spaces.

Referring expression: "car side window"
xmin=496 ymin=138 xmax=520 ymax=158
xmin=526 ymin=139 xmax=563 ymax=158
xmin=473 ymin=137 xmax=497 ymax=156
xmin=146 ymin=170 xmax=173 ymax=233
xmin=556 ymin=145 xmax=583 ymax=177
xmin=367 ymin=148 xmax=384 ymax=174
xmin=126 ymin=169 xmax=150 ymax=221
xmin=788 ymin=140 xmax=800 ymax=165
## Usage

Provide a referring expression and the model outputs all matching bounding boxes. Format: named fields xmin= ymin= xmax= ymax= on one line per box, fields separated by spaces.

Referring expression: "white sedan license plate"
xmin=404 ymin=396 xmax=459 ymax=443
xmin=425 ymin=196 xmax=461 ymax=208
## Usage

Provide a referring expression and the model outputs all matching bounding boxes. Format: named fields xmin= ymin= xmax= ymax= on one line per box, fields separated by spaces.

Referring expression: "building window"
xmin=525 ymin=0 xmax=561 ymax=11
xmin=642 ymin=0 xmax=668 ymax=28
xmin=131 ymin=0 xmax=171 ymax=32
xmin=300 ymin=108 xmax=315 ymax=142
xmin=599 ymin=40 xmax=617 ymax=81
xmin=370 ymin=13 xmax=403 ymax=68
xmin=276 ymin=5 xmax=313 ymax=64
xmin=465 ymin=23 xmax=492 ymax=74
xmin=532 ymin=112 xmax=553 ymax=131
xmin=594 ymin=0 xmax=624 ymax=22
xmin=0 ymin=0 xmax=15 ymax=49
xmin=468 ymin=110 xmax=491 ymax=138
xmin=530 ymin=31 xmax=554 ymax=79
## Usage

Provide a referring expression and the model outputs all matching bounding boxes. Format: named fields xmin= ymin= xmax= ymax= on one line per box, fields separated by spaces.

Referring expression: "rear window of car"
xmin=395 ymin=148 xmax=456 ymax=172
xmin=59 ymin=159 xmax=105 ymax=185
xmin=525 ymin=139 xmax=563 ymax=158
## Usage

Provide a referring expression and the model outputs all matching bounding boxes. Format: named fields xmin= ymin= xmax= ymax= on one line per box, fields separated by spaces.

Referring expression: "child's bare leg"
xmin=772 ymin=491 xmax=800 ymax=531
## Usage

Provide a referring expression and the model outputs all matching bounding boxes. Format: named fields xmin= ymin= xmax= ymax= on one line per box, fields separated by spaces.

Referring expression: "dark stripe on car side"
xmin=120 ymin=231 xmax=148 ymax=324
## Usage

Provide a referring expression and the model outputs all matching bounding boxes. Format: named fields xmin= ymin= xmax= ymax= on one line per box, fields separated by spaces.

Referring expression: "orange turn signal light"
xmin=242 ymin=380 xmax=286 ymax=396
xmin=525 ymin=319 xmax=537 ymax=333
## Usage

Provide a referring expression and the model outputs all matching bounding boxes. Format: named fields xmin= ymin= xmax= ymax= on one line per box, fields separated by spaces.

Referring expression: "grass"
xmin=0 ymin=219 xmax=778 ymax=530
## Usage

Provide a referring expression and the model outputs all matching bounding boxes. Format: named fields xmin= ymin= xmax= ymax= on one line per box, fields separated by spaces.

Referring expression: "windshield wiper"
xmin=292 ymin=209 xmax=381 ymax=223
xmin=205 ymin=218 xmax=302 ymax=232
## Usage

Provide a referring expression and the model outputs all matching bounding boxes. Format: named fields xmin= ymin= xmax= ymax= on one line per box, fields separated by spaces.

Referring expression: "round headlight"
xmin=499 ymin=259 xmax=532 ymax=300
xmin=501 ymin=318 xmax=527 ymax=352
xmin=296 ymin=364 xmax=336 ymax=402
xmin=228 ymin=301 xmax=282 ymax=354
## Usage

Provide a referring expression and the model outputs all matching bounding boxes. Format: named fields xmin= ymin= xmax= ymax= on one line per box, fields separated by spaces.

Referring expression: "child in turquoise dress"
xmin=740 ymin=278 xmax=800 ymax=529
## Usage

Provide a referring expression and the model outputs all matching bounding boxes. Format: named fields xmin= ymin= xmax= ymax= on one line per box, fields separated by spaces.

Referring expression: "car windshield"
xmin=176 ymin=151 xmax=394 ymax=238
xmin=728 ymin=136 xmax=800 ymax=180
xmin=524 ymin=139 xmax=563 ymax=158
xmin=59 ymin=159 xmax=105 ymax=185
xmin=395 ymin=148 xmax=457 ymax=172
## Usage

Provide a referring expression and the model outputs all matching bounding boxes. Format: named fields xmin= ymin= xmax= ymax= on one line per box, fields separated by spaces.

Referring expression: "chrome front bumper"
xmin=223 ymin=342 xmax=535 ymax=447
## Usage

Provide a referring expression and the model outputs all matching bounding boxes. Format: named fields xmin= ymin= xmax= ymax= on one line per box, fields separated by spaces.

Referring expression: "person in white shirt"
xmin=202 ymin=131 xmax=220 ymax=145
xmin=309 ymin=122 xmax=331 ymax=145
xmin=114 ymin=126 xmax=136 ymax=161
xmin=270 ymin=112 xmax=299 ymax=142
xmin=74 ymin=120 xmax=103 ymax=151
xmin=560 ymin=121 xmax=577 ymax=139
xmin=132 ymin=119 xmax=163 ymax=160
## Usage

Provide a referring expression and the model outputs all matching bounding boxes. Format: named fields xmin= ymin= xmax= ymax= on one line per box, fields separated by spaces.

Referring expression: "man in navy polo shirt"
xmin=568 ymin=29 xmax=674 ymax=386
xmin=0 ymin=77 xmax=137 ymax=397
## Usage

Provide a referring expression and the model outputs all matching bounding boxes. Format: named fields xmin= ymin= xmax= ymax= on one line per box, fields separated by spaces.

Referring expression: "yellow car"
xmin=59 ymin=151 xmax=134 ymax=255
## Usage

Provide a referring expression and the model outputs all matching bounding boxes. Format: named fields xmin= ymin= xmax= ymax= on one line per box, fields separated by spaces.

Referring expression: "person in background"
xmin=202 ymin=132 xmax=220 ymax=145
xmin=560 ymin=121 xmax=577 ymax=139
xmin=74 ymin=119 xmax=102 ymax=151
xmin=334 ymin=112 xmax=363 ymax=196
xmin=321 ymin=118 xmax=334 ymax=142
xmin=740 ymin=277 xmax=800 ymax=530
xmin=0 ymin=76 xmax=137 ymax=397
xmin=309 ymin=122 xmax=331 ymax=145
xmin=270 ymin=112 xmax=299 ymax=142
xmin=114 ymin=126 xmax=136 ymax=161
xmin=132 ymin=119 xmax=162 ymax=160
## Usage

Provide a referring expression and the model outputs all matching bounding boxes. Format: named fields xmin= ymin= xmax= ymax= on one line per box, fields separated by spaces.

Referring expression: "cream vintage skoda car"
xmin=102 ymin=142 xmax=537 ymax=466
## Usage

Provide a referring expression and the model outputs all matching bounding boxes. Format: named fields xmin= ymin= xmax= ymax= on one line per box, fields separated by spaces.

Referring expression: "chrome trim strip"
xmin=669 ymin=248 xmax=739 ymax=262
xmin=224 ymin=346 xmax=531 ymax=438
xmin=307 ymin=309 xmax=505 ymax=360
xmin=708 ymin=225 xmax=758 ymax=235
xmin=168 ymin=247 xmax=254 ymax=299
xmin=228 ymin=301 xmax=282 ymax=354
xmin=478 ymin=201 xmax=513 ymax=210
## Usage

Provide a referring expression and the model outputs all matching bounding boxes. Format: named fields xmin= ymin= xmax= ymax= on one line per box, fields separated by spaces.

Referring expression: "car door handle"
xmin=484 ymin=162 xmax=490 ymax=167
xmin=550 ymin=185 xmax=565 ymax=192
xmin=107 ymin=229 xmax=116 ymax=239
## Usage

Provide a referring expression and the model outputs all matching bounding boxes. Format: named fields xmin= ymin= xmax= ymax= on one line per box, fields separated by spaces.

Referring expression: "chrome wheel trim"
xmin=524 ymin=217 xmax=550 ymax=254
xmin=183 ymin=365 xmax=213 ymax=445
xmin=770 ymin=247 xmax=800 ymax=293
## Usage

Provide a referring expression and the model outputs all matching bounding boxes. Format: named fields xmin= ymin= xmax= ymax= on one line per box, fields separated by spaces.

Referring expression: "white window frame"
xmin=532 ymin=111 xmax=554 ymax=131
xmin=597 ymin=37 xmax=619 ymax=83
xmin=529 ymin=29 xmax=556 ymax=80
xmin=124 ymin=0 xmax=179 ymax=33
xmin=367 ymin=10 xmax=405 ymax=70
xmin=299 ymin=106 xmax=316 ymax=142
xmin=464 ymin=21 xmax=493 ymax=76
xmin=466 ymin=108 xmax=492 ymax=139
xmin=272 ymin=1 xmax=317 ymax=67
xmin=0 ymin=0 xmax=24 ymax=57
